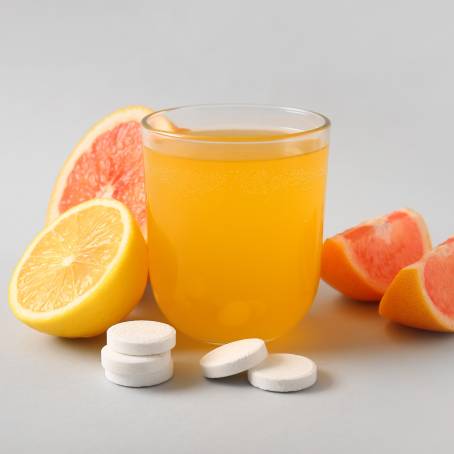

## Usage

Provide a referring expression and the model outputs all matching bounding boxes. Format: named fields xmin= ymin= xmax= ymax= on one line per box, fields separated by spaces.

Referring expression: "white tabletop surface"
xmin=1 ymin=1 xmax=454 ymax=453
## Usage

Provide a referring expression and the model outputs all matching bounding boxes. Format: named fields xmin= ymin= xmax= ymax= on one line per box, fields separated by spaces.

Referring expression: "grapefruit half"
xmin=47 ymin=106 xmax=152 ymax=238
xmin=379 ymin=238 xmax=454 ymax=332
xmin=321 ymin=209 xmax=431 ymax=301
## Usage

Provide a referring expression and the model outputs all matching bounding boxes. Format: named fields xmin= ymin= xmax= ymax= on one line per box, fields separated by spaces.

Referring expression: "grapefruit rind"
xmin=321 ymin=209 xmax=431 ymax=301
xmin=9 ymin=199 xmax=148 ymax=337
xmin=46 ymin=106 xmax=152 ymax=227
xmin=379 ymin=262 xmax=454 ymax=332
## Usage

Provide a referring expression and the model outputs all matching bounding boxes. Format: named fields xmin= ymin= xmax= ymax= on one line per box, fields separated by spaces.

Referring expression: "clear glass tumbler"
xmin=142 ymin=105 xmax=330 ymax=343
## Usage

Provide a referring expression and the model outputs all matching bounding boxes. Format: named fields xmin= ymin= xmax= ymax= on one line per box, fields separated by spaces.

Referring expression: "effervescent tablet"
xmin=107 ymin=320 xmax=176 ymax=356
xmin=200 ymin=338 xmax=267 ymax=378
xmin=248 ymin=353 xmax=317 ymax=392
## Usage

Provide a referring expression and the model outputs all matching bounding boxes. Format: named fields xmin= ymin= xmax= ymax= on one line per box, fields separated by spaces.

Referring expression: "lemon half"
xmin=9 ymin=199 xmax=148 ymax=337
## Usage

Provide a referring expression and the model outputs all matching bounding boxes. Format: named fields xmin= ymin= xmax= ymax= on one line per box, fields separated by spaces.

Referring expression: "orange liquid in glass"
xmin=144 ymin=130 xmax=328 ymax=343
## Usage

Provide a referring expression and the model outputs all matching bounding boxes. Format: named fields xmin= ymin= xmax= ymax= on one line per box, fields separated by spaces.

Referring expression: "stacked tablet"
xmin=102 ymin=320 xmax=176 ymax=387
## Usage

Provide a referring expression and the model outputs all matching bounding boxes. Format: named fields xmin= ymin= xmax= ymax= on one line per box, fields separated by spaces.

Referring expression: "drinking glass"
xmin=142 ymin=105 xmax=330 ymax=343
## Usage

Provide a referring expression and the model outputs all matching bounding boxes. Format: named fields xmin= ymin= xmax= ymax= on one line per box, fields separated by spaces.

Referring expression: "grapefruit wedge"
xmin=379 ymin=238 xmax=454 ymax=332
xmin=321 ymin=209 xmax=431 ymax=301
xmin=47 ymin=106 xmax=152 ymax=238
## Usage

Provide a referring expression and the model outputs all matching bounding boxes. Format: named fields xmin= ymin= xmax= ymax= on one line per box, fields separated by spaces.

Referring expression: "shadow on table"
xmin=269 ymin=288 xmax=382 ymax=357
xmin=53 ymin=333 xmax=105 ymax=358
xmin=269 ymin=284 xmax=454 ymax=358
xmin=205 ymin=371 xmax=250 ymax=389
xmin=384 ymin=321 xmax=453 ymax=345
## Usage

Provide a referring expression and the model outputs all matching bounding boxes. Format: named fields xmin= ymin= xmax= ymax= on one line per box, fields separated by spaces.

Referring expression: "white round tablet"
xmin=200 ymin=338 xmax=267 ymax=378
xmin=107 ymin=320 xmax=176 ymax=355
xmin=248 ymin=353 xmax=317 ymax=392
xmin=105 ymin=361 xmax=174 ymax=388
xmin=101 ymin=345 xmax=171 ymax=376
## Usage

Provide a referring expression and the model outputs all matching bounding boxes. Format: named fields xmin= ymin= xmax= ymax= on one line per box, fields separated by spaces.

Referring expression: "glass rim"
xmin=142 ymin=103 xmax=330 ymax=144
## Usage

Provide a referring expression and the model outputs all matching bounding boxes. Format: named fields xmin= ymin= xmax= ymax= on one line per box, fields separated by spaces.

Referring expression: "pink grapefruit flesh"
xmin=424 ymin=241 xmax=454 ymax=317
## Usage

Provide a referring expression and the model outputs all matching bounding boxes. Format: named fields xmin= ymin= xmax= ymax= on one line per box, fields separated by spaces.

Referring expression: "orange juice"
xmin=143 ymin=128 xmax=328 ymax=343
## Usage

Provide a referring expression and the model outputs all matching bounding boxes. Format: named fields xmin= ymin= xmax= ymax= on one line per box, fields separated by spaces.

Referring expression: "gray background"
xmin=1 ymin=1 xmax=453 ymax=453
